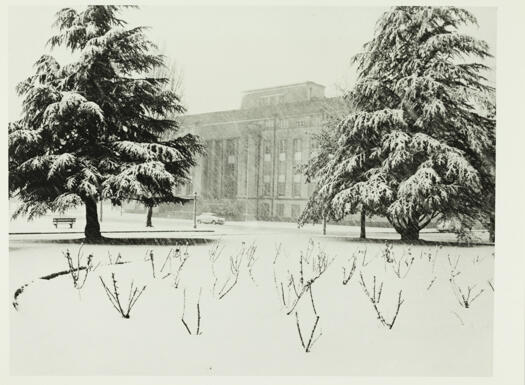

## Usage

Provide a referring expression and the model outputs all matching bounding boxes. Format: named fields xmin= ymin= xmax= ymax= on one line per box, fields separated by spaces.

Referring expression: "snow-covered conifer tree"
xmin=9 ymin=6 xmax=204 ymax=240
xmin=320 ymin=6 xmax=495 ymax=241
xmin=299 ymin=99 xmax=368 ymax=238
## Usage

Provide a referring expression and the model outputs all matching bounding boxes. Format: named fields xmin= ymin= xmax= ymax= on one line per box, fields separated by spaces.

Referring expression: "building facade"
xmin=168 ymin=82 xmax=344 ymax=221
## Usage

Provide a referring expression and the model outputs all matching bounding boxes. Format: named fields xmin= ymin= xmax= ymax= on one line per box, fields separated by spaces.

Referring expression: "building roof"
xmin=241 ymin=81 xmax=326 ymax=94
xmin=181 ymin=96 xmax=345 ymax=127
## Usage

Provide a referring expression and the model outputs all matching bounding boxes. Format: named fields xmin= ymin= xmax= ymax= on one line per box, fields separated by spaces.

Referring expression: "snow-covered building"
xmin=167 ymin=82 xmax=344 ymax=221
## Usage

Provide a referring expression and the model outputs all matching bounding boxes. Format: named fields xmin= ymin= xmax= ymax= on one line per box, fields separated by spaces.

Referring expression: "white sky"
xmin=8 ymin=6 xmax=496 ymax=118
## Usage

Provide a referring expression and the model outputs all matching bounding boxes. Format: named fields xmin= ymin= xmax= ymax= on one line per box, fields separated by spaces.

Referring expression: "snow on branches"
xmin=302 ymin=6 xmax=495 ymax=241
xmin=8 ymin=5 xmax=203 ymax=238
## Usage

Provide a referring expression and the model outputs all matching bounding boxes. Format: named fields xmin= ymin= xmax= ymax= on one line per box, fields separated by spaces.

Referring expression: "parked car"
xmin=196 ymin=212 xmax=225 ymax=225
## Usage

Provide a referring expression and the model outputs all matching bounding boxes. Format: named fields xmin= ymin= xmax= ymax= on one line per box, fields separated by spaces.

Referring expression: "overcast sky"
xmin=8 ymin=6 xmax=496 ymax=119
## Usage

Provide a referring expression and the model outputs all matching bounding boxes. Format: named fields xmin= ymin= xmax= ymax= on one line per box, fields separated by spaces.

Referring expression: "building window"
xmin=260 ymin=202 xmax=270 ymax=219
xmin=277 ymin=174 xmax=286 ymax=196
xmin=293 ymin=138 xmax=302 ymax=162
xmin=291 ymin=204 xmax=300 ymax=219
xmin=279 ymin=139 xmax=286 ymax=153
xmin=277 ymin=183 xmax=285 ymax=196
xmin=264 ymin=183 xmax=271 ymax=196
xmin=263 ymin=140 xmax=271 ymax=162
xmin=265 ymin=119 xmax=273 ymax=128
xmin=278 ymin=139 xmax=287 ymax=161
xmin=276 ymin=203 xmax=285 ymax=217
xmin=297 ymin=120 xmax=305 ymax=127
xmin=263 ymin=174 xmax=271 ymax=196
xmin=292 ymin=182 xmax=301 ymax=197
xmin=293 ymin=138 xmax=301 ymax=151
xmin=280 ymin=119 xmax=288 ymax=129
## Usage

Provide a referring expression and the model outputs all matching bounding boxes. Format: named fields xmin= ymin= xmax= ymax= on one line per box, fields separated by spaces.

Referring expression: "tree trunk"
xmin=322 ymin=215 xmax=327 ymax=235
xmin=360 ymin=209 xmax=366 ymax=239
xmin=388 ymin=214 xmax=421 ymax=242
xmin=399 ymin=227 xmax=420 ymax=242
xmin=146 ymin=205 xmax=153 ymax=227
xmin=84 ymin=197 xmax=102 ymax=241
xmin=489 ymin=215 xmax=495 ymax=243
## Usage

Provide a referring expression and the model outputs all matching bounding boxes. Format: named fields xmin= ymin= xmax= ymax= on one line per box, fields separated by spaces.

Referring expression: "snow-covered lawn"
xmin=10 ymin=233 xmax=494 ymax=376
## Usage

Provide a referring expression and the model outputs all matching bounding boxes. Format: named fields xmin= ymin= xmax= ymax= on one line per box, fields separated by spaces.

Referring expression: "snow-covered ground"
xmin=10 ymin=220 xmax=494 ymax=376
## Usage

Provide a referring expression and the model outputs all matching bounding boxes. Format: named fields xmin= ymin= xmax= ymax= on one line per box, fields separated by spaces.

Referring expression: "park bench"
xmin=53 ymin=217 xmax=76 ymax=229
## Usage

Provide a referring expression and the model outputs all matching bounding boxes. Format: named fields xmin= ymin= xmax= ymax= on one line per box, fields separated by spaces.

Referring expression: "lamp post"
xmin=193 ymin=191 xmax=197 ymax=229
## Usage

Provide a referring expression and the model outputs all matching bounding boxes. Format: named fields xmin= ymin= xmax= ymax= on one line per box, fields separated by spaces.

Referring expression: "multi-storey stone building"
xmin=169 ymin=81 xmax=344 ymax=221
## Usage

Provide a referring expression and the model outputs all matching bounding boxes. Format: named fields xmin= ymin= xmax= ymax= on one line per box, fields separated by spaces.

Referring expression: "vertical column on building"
xmin=287 ymin=125 xmax=294 ymax=201
xmin=237 ymin=133 xmax=247 ymax=196
xmin=217 ymin=139 xmax=224 ymax=199
xmin=255 ymin=131 xmax=263 ymax=219
xmin=271 ymin=116 xmax=277 ymax=218
xmin=239 ymin=132 xmax=251 ymax=218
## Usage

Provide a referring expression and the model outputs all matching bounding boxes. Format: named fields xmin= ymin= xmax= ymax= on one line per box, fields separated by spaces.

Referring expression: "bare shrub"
xmin=63 ymin=244 xmax=98 ymax=290
xmin=379 ymin=243 xmax=415 ymax=279
xmin=208 ymin=240 xmax=225 ymax=264
xmin=144 ymin=249 xmax=156 ymax=278
xmin=380 ymin=242 xmax=394 ymax=263
xmin=180 ymin=287 xmax=202 ymax=335
xmin=284 ymin=240 xmax=332 ymax=315
xmin=275 ymin=239 xmax=332 ymax=353
xmin=107 ymin=251 xmax=124 ymax=265
xmin=342 ymin=253 xmax=357 ymax=285
xmin=294 ymin=309 xmax=321 ymax=353
xmin=359 ymin=272 xmax=405 ymax=329
xmin=447 ymin=255 xmax=461 ymax=279
xmin=449 ymin=278 xmax=484 ymax=309
xmin=420 ymin=245 xmax=442 ymax=273
xmin=391 ymin=248 xmax=415 ymax=279
xmin=99 ymin=273 xmax=146 ymax=319
xmin=358 ymin=246 xmax=374 ymax=267
xmin=209 ymin=241 xmax=225 ymax=295
xmin=217 ymin=249 xmax=243 ymax=299
xmin=159 ymin=248 xmax=176 ymax=278
xmin=215 ymin=241 xmax=256 ymax=300
xmin=426 ymin=275 xmax=437 ymax=291
xmin=173 ymin=247 xmax=191 ymax=289
xmin=245 ymin=242 xmax=259 ymax=285
xmin=472 ymin=254 xmax=488 ymax=264
xmin=13 ymin=283 xmax=30 ymax=311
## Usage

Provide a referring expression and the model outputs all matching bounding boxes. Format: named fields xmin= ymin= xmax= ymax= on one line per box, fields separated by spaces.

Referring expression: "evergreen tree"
xmin=298 ymin=126 xmax=342 ymax=234
xmin=138 ymin=48 xmax=190 ymax=228
xmin=9 ymin=6 xmax=203 ymax=240
xmin=319 ymin=6 xmax=495 ymax=241
xmin=299 ymin=101 xmax=370 ymax=238
xmin=298 ymin=100 xmax=365 ymax=238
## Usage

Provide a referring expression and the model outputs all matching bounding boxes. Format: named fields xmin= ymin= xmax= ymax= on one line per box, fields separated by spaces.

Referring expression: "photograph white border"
xmin=1 ymin=0 xmax=523 ymax=384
